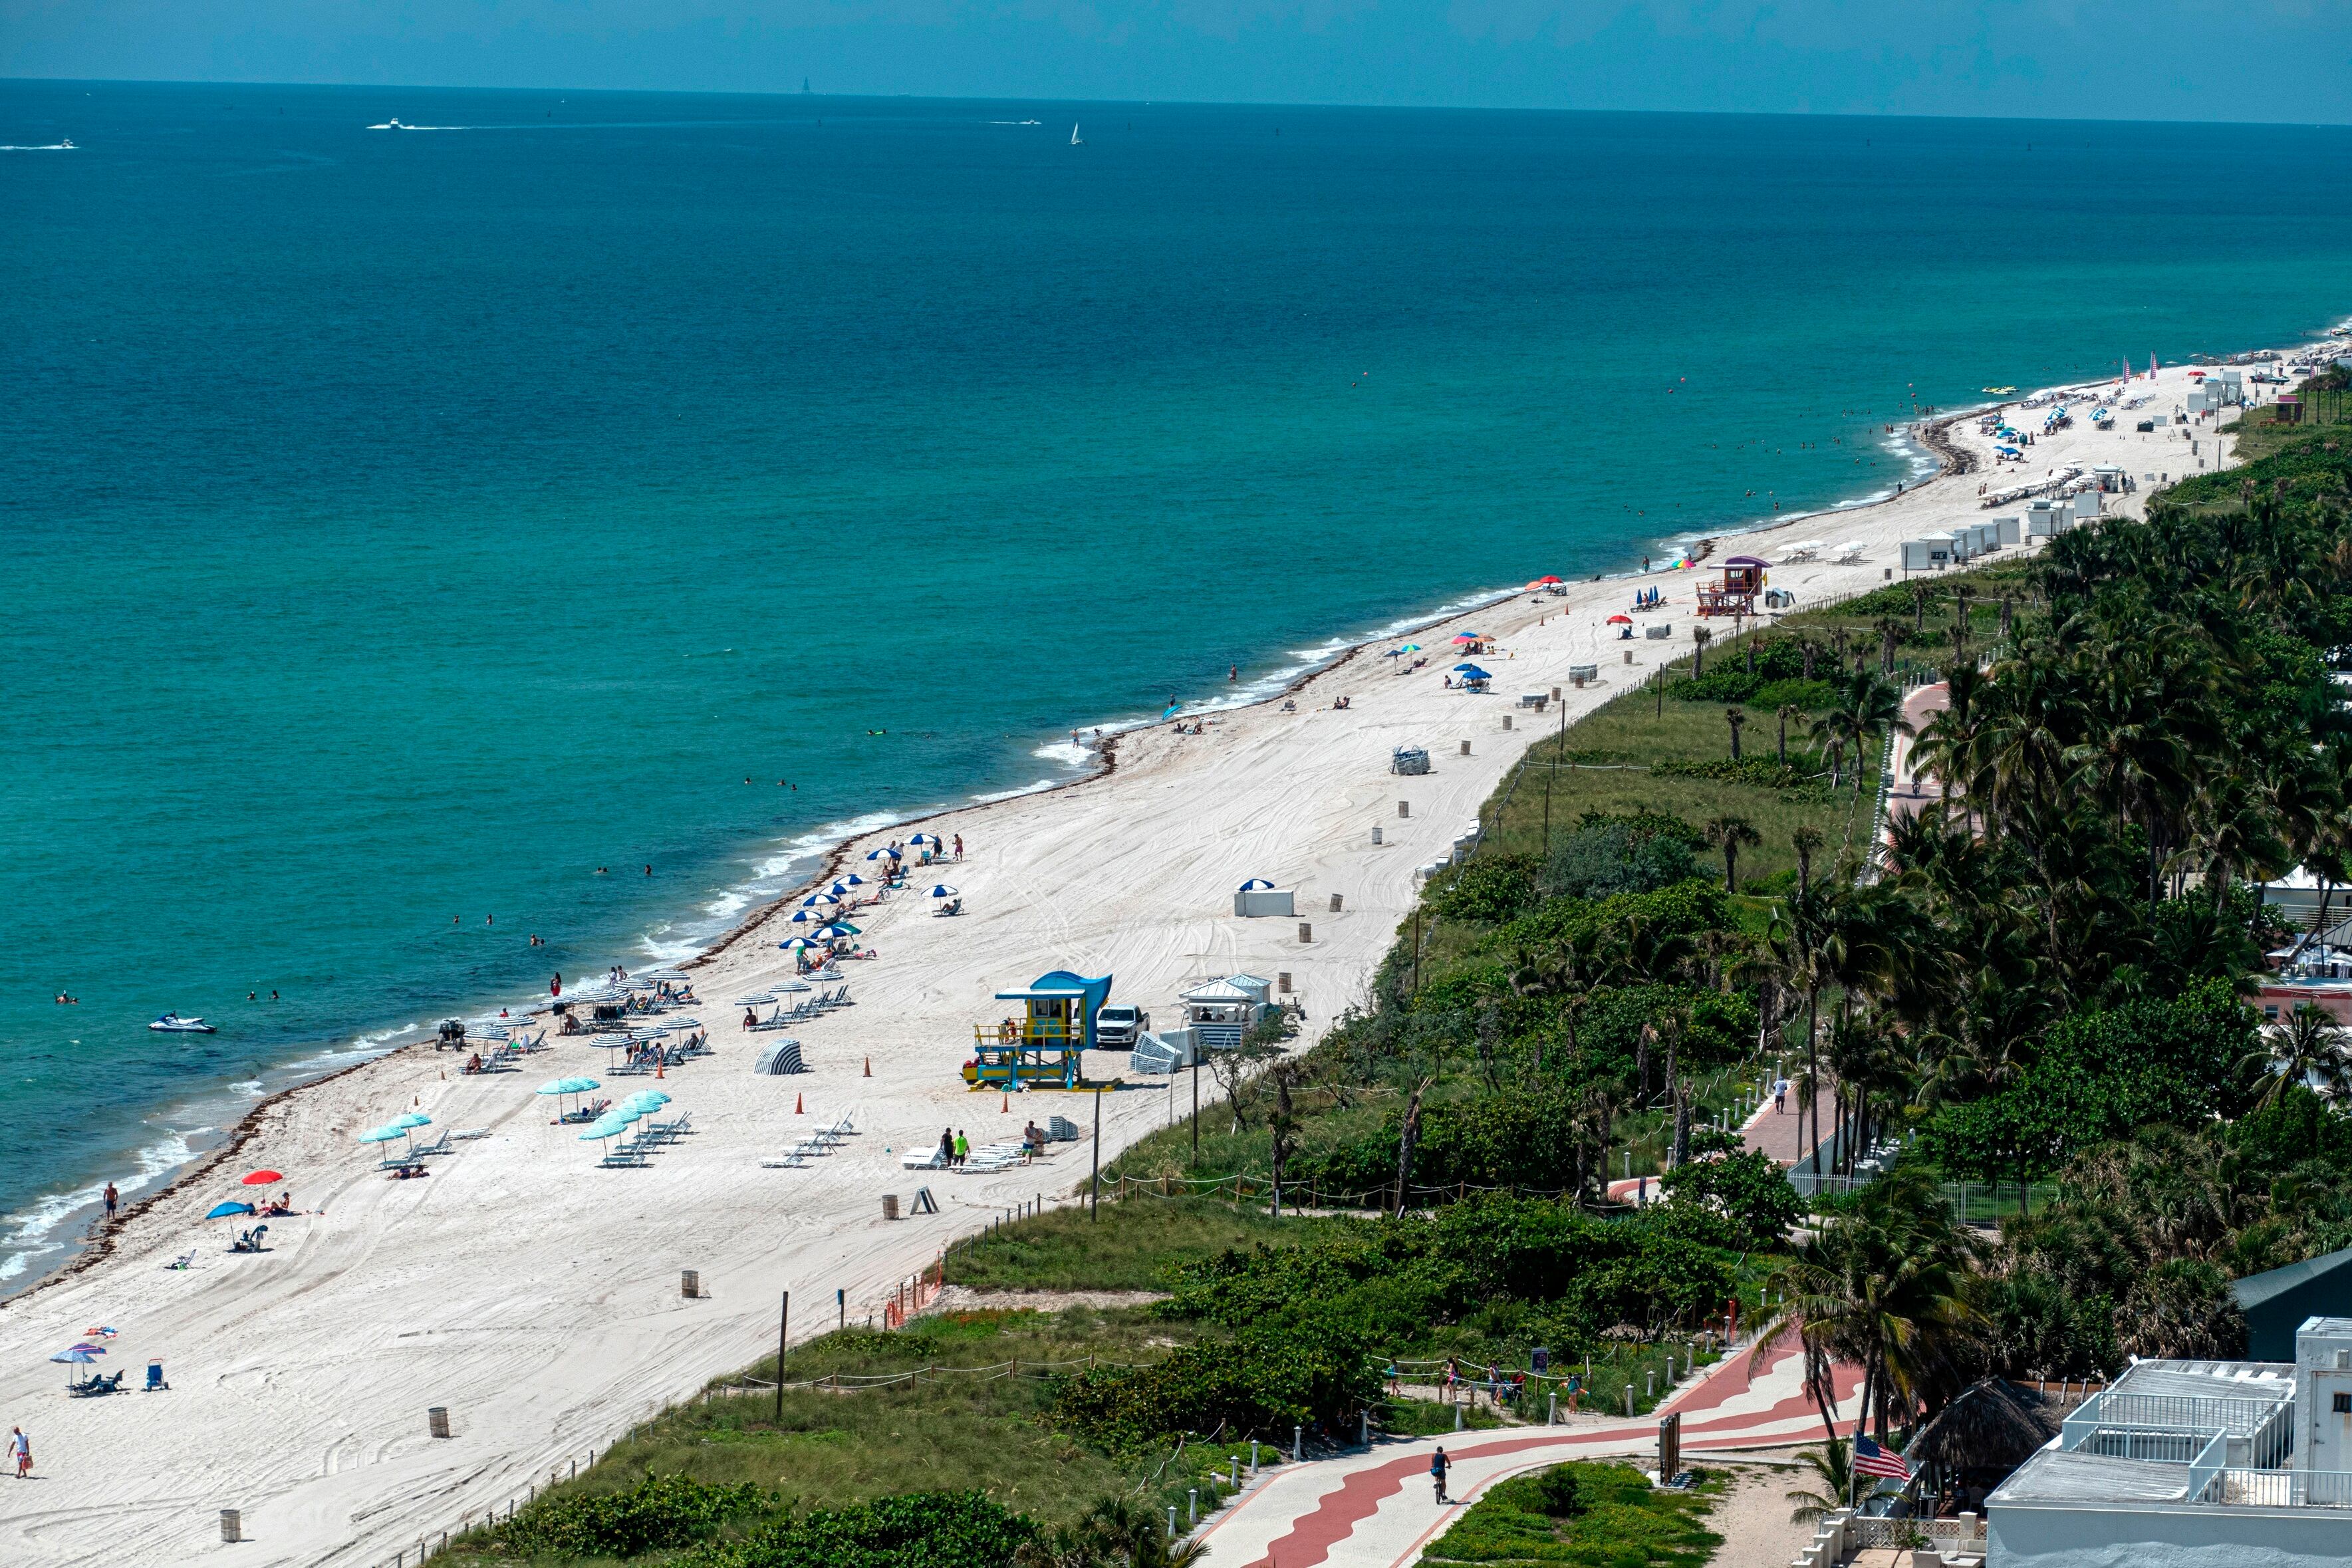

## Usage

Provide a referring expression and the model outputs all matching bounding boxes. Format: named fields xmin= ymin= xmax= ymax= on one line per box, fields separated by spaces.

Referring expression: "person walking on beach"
xmin=954 ymin=1129 xmax=970 ymax=1166
xmin=11 ymin=1426 xmax=29 ymax=1479
xmin=1429 ymin=1445 xmax=1452 ymax=1503
xmin=939 ymin=1128 xmax=954 ymax=1166
xmin=103 ymin=1182 xmax=118 ymax=1222
xmin=952 ymin=834 xmax=963 ymax=859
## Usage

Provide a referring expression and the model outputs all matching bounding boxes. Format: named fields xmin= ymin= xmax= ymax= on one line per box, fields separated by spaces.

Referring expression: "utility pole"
xmin=1190 ymin=1060 xmax=1200 ymax=1163
xmin=1089 ymin=1085 xmax=1103 ymax=1220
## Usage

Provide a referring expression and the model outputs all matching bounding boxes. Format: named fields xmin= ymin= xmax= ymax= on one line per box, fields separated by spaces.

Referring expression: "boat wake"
xmin=366 ymin=121 xmax=471 ymax=132
xmin=1 ymin=142 xmax=76 ymax=151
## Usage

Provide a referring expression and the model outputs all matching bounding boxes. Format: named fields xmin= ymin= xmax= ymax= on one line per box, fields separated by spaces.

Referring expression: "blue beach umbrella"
xmin=841 ymin=874 xmax=866 ymax=886
xmin=205 ymin=1200 xmax=256 ymax=1219
xmin=864 ymin=847 xmax=901 ymax=862
xmin=52 ymin=1346 xmax=99 ymax=1386
xmin=396 ymin=1112 xmax=431 ymax=1130
xmin=909 ymin=834 xmax=942 ymax=847
xmin=1237 ymin=878 xmax=1276 ymax=891
xmin=787 ymin=909 xmax=817 ymax=924
xmin=812 ymin=922 xmax=859 ymax=940
xmin=780 ymin=938 xmax=819 ymax=952
xmin=356 ymin=1125 xmax=405 ymax=1146
xmin=929 ymin=884 xmax=960 ymax=898
xmin=1455 ymin=665 xmax=1492 ymax=681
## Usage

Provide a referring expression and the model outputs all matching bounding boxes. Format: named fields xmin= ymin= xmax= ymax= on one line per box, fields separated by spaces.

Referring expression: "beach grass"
xmin=945 ymin=1191 xmax=1315 ymax=1291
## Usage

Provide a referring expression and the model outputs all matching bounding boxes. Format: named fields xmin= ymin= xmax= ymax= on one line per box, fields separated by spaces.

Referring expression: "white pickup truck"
xmin=1095 ymin=1003 xmax=1150 ymax=1049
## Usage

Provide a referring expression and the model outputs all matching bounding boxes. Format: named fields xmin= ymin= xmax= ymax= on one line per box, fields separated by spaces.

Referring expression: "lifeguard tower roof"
xmin=995 ymin=970 xmax=1112 ymax=1011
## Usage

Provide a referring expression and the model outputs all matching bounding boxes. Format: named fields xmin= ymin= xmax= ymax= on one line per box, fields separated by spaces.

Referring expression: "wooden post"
xmin=1089 ymin=1086 xmax=1103 ymax=1220
xmin=775 ymin=1291 xmax=789 ymax=1422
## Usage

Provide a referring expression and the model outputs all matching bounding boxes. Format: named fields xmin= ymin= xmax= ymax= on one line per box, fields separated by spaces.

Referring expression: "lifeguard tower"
xmin=965 ymin=970 xmax=1112 ymax=1092
xmin=1696 ymin=556 xmax=1767 ymax=618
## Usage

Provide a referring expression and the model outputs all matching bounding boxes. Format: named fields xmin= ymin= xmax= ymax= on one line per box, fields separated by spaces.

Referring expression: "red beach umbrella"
xmin=1607 ymin=614 xmax=1633 ymax=624
xmin=1537 ymin=575 xmax=1563 ymax=584
xmin=240 ymin=1170 xmax=284 ymax=1186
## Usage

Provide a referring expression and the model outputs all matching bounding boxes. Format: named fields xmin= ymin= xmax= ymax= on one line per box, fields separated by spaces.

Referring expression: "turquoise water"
xmin=5 ymin=80 xmax=2350 ymax=1283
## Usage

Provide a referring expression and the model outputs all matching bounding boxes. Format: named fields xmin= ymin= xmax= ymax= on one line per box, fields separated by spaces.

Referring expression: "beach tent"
xmin=755 ymin=1038 xmax=807 ymax=1075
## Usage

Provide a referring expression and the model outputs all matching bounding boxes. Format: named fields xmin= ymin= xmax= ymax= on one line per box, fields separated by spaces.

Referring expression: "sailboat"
xmin=1070 ymin=122 xmax=1083 ymax=146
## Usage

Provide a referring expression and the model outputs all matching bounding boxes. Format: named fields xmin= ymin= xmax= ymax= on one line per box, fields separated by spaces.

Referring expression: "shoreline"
xmin=0 ymin=336 xmax=2326 ymax=1566
xmin=0 ymin=334 xmax=2302 ymax=1305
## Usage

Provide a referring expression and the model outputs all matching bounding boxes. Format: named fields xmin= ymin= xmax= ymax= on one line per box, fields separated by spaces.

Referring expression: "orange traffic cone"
xmin=656 ymin=1061 xmax=664 ymax=1079
xmin=1001 ymin=1094 xmax=1010 ymax=1113
xmin=795 ymin=1093 xmax=805 ymax=1114
xmin=864 ymin=1056 xmax=872 ymax=1078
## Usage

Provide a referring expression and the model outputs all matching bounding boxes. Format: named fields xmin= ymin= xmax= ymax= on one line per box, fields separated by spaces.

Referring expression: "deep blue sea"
xmin=4 ymin=80 xmax=2349 ymax=1284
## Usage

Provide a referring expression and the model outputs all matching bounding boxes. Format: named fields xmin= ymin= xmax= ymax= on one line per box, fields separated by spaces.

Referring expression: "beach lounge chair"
xmin=900 ymin=1146 xmax=947 ymax=1170
xmin=71 ymin=1370 xmax=125 ymax=1397
xmin=413 ymin=1131 xmax=454 ymax=1158
xmin=230 ymin=1224 xmax=269 ymax=1253
xmin=145 ymin=1360 xmax=168 ymax=1392
xmin=759 ymin=1151 xmax=810 ymax=1168
xmin=164 ymin=1251 xmax=194 ymax=1271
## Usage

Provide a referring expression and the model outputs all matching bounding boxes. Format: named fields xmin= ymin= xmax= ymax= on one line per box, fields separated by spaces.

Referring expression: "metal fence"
xmin=2064 ymin=1388 xmax=2295 ymax=1468
xmin=2201 ymin=1467 xmax=2352 ymax=1507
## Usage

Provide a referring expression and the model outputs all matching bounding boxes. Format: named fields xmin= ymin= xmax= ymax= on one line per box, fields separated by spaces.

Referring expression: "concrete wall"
xmin=1990 ymin=1500 xmax=2350 ymax=1568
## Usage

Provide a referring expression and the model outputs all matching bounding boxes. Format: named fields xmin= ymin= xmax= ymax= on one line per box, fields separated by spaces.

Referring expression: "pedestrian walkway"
xmin=1739 ymin=1079 xmax=1821 ymax=1168
xmin=1197 ymin=1339 xmax=1859 ymax=1568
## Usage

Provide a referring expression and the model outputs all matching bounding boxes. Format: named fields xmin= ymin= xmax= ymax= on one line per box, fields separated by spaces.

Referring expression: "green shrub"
xmin=1427 ymin=855 xmax=1542 ymax=924
xmin=1651 ymin=757 xmax=1811 ymax=789
xmin=1543 ymin=821 xmax=1698 ymax=900
xmin=1048 ymin=1323 xmax=1380 ymax=1450
xmin=696 ymin=1491 xmax=1035 ymax=1568
xmin=487 ymin=1474 xmax=773 ymax=1558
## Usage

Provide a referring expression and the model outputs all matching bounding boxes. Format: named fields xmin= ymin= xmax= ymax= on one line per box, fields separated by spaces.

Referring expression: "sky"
xmin=2 ymin=0 xmax=2349 ymax=121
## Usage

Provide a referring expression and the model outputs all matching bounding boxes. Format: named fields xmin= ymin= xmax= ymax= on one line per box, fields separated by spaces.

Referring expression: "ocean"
xmin=4 ymin=79 xmax=2349 ymax=1286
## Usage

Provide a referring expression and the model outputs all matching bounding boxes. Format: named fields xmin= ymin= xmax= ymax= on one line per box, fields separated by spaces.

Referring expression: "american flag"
xmin=1854 ymin=1434 xmax=1912 ymax=1481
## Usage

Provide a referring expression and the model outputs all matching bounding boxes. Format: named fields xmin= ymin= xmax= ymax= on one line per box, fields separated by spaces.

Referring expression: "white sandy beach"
xmin=0 ymin=354 xmax=2286 ymax=1565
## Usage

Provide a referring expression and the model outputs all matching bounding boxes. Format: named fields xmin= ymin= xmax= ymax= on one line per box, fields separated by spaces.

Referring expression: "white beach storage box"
xmin=1900 ymin=539 xmax=1946 ymax=571
xmin=1233 ymin=888 xmax=1296 ymax=918
xmin=1994 ymin=516 xmax=2022 ymax=546
xmin=2073 ymin=491 xmax=2101 ymax=521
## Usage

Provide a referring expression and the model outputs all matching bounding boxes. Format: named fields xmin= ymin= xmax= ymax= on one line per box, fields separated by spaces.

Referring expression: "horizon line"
xmin=7 ymin=75 xmax=2350 ymax=132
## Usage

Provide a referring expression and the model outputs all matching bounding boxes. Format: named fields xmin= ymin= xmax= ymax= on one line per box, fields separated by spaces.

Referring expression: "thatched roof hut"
xmin=1910 ymin=1378 xmax=2065 ymax=1476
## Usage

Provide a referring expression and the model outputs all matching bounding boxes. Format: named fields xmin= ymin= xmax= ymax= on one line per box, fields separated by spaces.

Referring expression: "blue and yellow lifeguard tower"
xmin=964 ymin=970 xmax=1112 ymax=1092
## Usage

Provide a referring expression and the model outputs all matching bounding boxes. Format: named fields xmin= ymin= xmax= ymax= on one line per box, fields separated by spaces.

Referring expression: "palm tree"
xmin=1693 ymin=625 xmax=1713 ymax=677
xmin=1752 ymin=1168 xmax=1981 ymax=1444
xmin=1726 ymin=706 xmax=1748 ymax=760
xmin=1777 ymin=702 xmax=1802 ymax=767
xmin=1785 ymin=1440 xmax=1855 ymax=1523
xmin=1791 ymin=826 xmax=1825 ymax=896
xmin=1706 ymin=813 xmax=1761 ymax=894
xmin=1811 ymin=668 xmax=1913 ymax=795
xmin=1872 ymin=616 xmax=1904 ymax=674
xmin=2242 ymin=1005 xmax=2352 ymax=1109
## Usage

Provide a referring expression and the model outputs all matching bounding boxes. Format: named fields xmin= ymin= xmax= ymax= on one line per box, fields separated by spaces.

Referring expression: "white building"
xmin=1984 ymin=1319 xmax=2352 ymax=1566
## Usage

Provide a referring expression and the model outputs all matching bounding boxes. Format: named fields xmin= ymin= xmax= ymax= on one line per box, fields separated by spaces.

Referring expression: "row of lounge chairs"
xmin=600 ymin=1112 xmax=695 ymax=1169
xmin=746 ymin=987 xmax=851 ymax=1031
xmin=761 ymin=1114 xmax=859 ymax=1168
xmin=900 ymin=1139 xmax=1033 ymax=1174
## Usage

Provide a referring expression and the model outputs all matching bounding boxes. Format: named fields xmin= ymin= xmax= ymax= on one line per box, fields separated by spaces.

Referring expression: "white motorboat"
xmin=150 ymin=1013 xmax=216 ymax=1034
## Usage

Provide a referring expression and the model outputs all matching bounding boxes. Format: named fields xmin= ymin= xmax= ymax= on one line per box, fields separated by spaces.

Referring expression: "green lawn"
xmin=1422 ymin=1462 xmax=1723 ymax=1568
